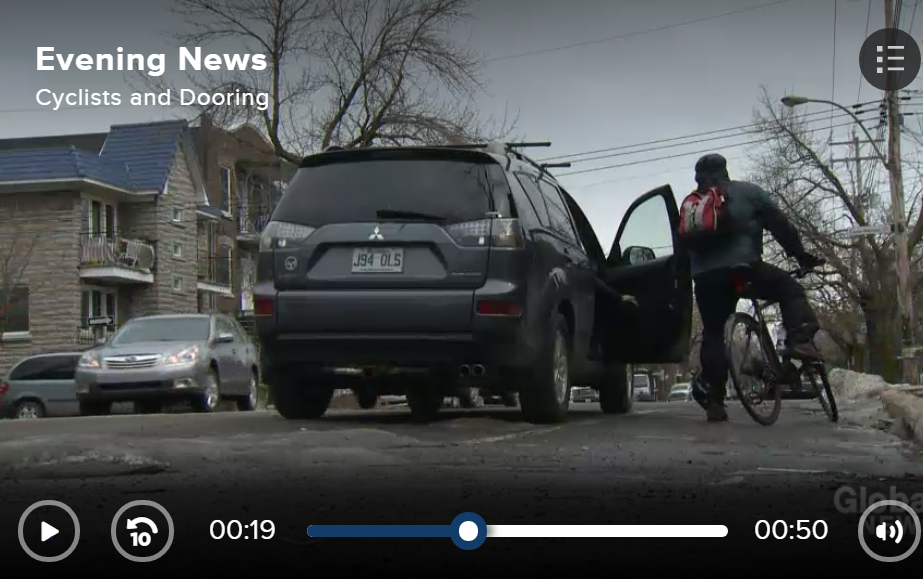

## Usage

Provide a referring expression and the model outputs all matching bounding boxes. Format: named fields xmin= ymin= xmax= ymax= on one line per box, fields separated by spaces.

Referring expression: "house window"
xmin=0 ymin=285 xmax=30 ymax=336
xmin=200 ymin=291 xmax=217 ymax=312
xmin=172 ymin=243 xmax=183 ymax=259
xmin=172 ymin=276 xmax=184 ymax=292
xmin=89 ymin=200 xmax=117 ymax=238
xmin=172 ymin=207 xmax=184 ymax=222
xmin=80 ymin=288 xmax=116 ymax=328
xmin=220 ymin=166 xmax=233 ymax=214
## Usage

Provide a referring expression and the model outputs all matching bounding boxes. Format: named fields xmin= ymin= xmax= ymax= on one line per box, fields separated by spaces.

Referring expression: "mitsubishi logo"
xmin=368 ymin=225 xmax=384 ymax=241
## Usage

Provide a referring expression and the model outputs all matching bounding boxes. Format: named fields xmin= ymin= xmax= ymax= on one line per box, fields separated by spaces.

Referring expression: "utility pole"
xmin=884 ymin=0 xmax=917 ymax=384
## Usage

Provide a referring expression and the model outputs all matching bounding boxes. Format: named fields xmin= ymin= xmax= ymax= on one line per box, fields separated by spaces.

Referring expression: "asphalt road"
xmin=2 ymin=400 xmax=922 ymax=570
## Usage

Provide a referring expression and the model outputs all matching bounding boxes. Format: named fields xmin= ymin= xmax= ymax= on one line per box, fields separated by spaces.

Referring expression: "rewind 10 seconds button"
xmin=111 ymin=500 xmax=175 ymax=562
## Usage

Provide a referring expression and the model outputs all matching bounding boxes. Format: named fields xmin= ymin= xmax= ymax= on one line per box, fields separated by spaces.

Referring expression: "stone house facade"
xmin=190 ymin=116 xmax=296 ymax=316
xmin=0 ymin=121 xmax=227 ymax=373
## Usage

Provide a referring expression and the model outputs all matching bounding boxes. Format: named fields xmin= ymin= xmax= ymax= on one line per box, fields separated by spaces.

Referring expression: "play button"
xmin=41 ymin=522 xmax=59 ymax=542
xmin=18 ymin=500 xmax=80 ymax=562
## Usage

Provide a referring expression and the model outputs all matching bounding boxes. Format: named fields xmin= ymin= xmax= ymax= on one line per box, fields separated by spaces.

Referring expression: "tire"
xmin=15 ymin=400 xmax=44 ymax=419
xmin=458 ymin=387 xmax=479 ymax=409
xmin=519 ymin=312 xmax=572 ymax=424
xmin=356 ymin=390 xmax=378 ymax=410
xmin=597 ymin=363 xmax=633 ymax=415
xmin=79 ymin=400 xmax=111 ymax=417
xmin=237 ymin=372 xmax=258 ymax=411
xmin=725 ymin=312 xmax=782 ymax=426
xmin=406 ymin=383 xmax=443 ymax=422
xmin=803 ymin=364 xmax=838 ymax=423
xmin=135 ymin=400 xmax=163 ymax=415
xmin=191 ymin=369 xmax=222 ymax=413
xmin=501 ymin=392 xmax=519 ymax=408
xmin=272 ymin=378 xmax=333 ymax=420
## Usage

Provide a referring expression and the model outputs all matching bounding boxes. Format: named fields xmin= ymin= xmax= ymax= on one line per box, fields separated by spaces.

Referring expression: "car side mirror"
xmin=216 ymin=332 xmax=235 ymax=343
xmin=622 ymin=245 xmax=655 ymax=265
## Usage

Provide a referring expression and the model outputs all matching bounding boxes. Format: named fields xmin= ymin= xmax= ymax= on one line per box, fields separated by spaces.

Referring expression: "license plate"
xmin=351 ymin=247 xmax=404 ymax=273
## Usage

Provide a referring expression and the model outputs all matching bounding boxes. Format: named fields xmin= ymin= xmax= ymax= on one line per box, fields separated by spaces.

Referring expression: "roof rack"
xmin=364 ymin=140 xmax=565 ymax=177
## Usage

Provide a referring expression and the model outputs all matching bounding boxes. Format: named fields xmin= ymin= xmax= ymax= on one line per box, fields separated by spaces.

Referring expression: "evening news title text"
xmin=35 ymin=47 xmax=270 ymax=111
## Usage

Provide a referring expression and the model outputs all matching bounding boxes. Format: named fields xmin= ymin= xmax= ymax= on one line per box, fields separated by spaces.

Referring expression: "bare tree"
xmin=0 ymin=228 xmax=38 ymax=348
xmin=746 ymin=88 xmax=923 ymax=381
xmin=149 ymin=0 xmax=515 ymax=162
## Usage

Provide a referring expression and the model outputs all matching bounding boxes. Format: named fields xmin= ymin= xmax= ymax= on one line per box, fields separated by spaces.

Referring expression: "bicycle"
xmin=723 ymin=264 xmax=838 ymax=426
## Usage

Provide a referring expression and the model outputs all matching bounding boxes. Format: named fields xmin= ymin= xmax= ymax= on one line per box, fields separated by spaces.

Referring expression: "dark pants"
xmin=694 ymin=261 xmax=819 ymax=403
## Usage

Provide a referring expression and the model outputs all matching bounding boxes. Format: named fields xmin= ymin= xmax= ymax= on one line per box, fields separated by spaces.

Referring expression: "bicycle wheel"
xmin=724 ymin=312 xmax=782 ymax=426
xmin=802 ymin=363 xmax=838 ymax=423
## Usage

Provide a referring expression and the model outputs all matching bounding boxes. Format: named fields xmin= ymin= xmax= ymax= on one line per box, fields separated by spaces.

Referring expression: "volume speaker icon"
xmin=876 ymin=520 xmax=904 ymax=543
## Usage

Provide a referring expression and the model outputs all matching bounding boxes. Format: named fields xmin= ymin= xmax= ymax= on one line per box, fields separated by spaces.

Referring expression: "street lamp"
xmin=780 ymin=95 xmax=887 ymax=164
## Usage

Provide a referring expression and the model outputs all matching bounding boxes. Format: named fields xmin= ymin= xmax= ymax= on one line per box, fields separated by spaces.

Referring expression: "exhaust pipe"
xmin=458 ymin=364 xmax=471 ymax=377
xmin=472 ymin=364 xmax=486 ymax=377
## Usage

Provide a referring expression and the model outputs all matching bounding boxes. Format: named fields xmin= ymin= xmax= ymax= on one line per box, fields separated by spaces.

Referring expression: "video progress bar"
xmin=308 ymin=525 xmax=728 ymax=538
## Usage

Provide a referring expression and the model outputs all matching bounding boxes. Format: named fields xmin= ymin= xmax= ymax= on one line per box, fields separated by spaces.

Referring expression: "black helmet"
xmin=695 ymin=153 xmax=728 ymax=175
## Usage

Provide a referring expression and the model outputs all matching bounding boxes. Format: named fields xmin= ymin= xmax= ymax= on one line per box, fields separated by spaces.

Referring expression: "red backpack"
xmin=677 ymin=185 xmax=728 ymax=247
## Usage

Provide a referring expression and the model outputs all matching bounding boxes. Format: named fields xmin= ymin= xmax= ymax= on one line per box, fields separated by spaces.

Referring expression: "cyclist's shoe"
xmin=705 ymin=401 xmax=728 ymax=422
xmin=691 ymin=376 xmax=710 ymax=410
xmin=789 ymin=341 xmax=822 ymax=361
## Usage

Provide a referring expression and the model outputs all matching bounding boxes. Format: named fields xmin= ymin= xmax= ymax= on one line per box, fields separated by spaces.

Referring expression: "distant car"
xmin=75 ymin=313 xmax=260 ymax=416
xmin=632 ymin=374 xmax=655 ymax=401
xmin=669 ymin=382 xmax=691 ymax=402
xmin=571 ymin=387 xmax=599 ymax=403
xmin=0 ymin=352 xmax=83 ymax=419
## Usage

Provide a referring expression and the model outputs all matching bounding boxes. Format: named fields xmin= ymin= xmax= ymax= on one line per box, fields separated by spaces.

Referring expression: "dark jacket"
xmin=688 ymin=179 xmax=805 ymax=277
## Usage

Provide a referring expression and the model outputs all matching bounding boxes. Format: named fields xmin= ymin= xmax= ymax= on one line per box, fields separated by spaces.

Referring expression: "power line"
xmin=483 ymin=0 xmax=799 ymax=63
xmin=557 ymin=107 xmax=879 ymax=166
xmin=536 ymin=98 xmax=884 ymax=162
xmin=555 ymin=117 xmax=868 ymax=177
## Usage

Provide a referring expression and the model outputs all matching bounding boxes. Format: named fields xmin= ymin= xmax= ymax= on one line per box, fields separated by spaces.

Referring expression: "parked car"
xmin=254 ymin=142 xmax=692 ymax=424
xmin=571 ymin=386 xmax=599 ymax=403
xmin=0 ymin=352 xmax=83 ymax=419
xmin=75 ymin=313 xmax=260 ymax=416
xmin=632 ymin=373 xmax=655 ymax=402
xmin=668 ymin=382 xmax=691 ymax=402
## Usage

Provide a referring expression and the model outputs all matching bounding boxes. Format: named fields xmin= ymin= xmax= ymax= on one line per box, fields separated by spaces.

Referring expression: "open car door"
xmin=597 ymin=185 xmax=692 ymax=363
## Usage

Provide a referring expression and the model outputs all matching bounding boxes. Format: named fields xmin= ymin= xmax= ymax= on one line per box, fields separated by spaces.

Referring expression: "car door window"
xmin=9 ymin=355 xmax=78 ymax=380
xmin=538 ymin=180 xmax=580 ymax=244
xmin=616 ymin=194 xmax=674 ymax=262
xmin=216 ymin=317 xmax=237 ymax=341
xmin=514 ymin=174 xmax=550 ymax=227
xmin=230 ymin=318 xmax=251 ymax=343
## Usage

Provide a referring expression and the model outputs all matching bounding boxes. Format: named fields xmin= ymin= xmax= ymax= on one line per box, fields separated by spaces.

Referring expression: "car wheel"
xmin=406 ymin=383 xmax=443 ymax=422
xmin=78 ymin=400 xmax=111 ymax=417
xmin=135 ymin=400 xmax=163 ymax=414
xmin=192 ymin=370 xmax=221 ymax=413
xmin=272 ymin=377 xmax=334 ymax=420
xmin=458 ymin=386 xmax=479 ymax=409
xmin=15 ymin=400 xmax=44 ymax=419
xmin=237 ymin=373 xmax=258 ymax=411
xmin=519 ymin=312 xmax=571 ymax=424
xmin=501 ymin=392 xmax=519 ymax=408
xmin=598 ymin=363 xmax=633 ymax=414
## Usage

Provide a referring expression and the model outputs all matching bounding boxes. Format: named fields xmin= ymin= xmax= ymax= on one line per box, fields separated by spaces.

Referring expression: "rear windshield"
xmin=111 ymin=317 xmax=210 ymax=344
xmin=274 ymin=158 xmax=494 ymax=226
xmin=633 ymin=376 xmax=650 ymax=388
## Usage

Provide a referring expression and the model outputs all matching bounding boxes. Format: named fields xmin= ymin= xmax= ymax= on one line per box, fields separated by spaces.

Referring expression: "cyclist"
xmin=684 ymin=153 xmax=825 ymax=422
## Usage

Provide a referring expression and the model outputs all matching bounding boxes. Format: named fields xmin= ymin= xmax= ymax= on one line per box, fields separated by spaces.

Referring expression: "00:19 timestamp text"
xmin=755 ymin=520 xmax=828 ymax=539
xmin=210 ymin=520 xmax=276 ymax=539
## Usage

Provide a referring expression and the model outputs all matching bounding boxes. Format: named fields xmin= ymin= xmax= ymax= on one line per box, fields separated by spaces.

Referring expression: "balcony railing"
xmin=237 ymin=205 xmax=274 ymax=237
xmin=79 ymin=235 xmax=155 ymax=272
xmin=198 ymin=255 xmax=232 ymax=287
xmin=77 ymin=324 xmax=120 ymax=348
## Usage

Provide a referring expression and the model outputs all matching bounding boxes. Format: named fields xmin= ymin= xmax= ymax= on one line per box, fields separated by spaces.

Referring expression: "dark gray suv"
xmin=253 ymin=142 xmax=692 ymax=424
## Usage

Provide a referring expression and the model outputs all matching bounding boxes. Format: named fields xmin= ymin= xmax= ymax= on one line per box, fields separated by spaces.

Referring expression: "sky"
xmin=0 ymin=0 xmax=915 ymax=251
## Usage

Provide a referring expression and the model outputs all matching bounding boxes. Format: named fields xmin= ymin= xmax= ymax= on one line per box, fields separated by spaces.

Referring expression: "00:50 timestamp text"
xmin=755 ymin=520 xmax=828 ymax=539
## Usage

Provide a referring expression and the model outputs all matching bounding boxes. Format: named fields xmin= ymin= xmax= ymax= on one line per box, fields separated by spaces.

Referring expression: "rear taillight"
xmin=0 ymin=381 xmax=9 ymax=395
xmin=476 ymin=300 xmax=521 ymax=316
xmin=445 ymin=218 xmax=523 ymax=248
xmin=254 ymin=298 xmax=275 ymax=316
xmin=259 ymin=221 xmax=316 ymax=250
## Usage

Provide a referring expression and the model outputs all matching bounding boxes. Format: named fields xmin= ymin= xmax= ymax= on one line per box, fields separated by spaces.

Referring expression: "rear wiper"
xmin=376 ymin=209 xmax=446 ymax=222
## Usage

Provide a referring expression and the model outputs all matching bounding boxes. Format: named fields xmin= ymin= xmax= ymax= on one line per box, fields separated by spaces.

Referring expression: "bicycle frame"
xmin=743 ymin=297 xmax=787 ymax=381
